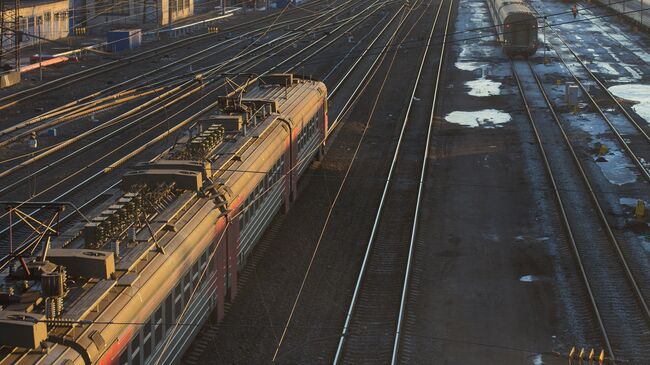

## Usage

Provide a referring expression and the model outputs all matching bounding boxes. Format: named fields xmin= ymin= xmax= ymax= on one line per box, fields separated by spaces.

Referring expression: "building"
xmin=0 ymin=0 xmax=69 ymax=50
xmin=84 ymin=0 xmax=194 ymax=30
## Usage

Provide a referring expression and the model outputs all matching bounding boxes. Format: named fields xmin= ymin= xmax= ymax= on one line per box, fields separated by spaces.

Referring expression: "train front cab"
xmin=503 ymin=12 xmax=538 ymax=56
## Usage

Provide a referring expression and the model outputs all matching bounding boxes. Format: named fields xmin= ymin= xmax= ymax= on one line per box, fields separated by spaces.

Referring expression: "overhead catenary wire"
xmin=0 ymin=0 xmax=645 ymax=239
xmin=3 ymin=0 xmax=644 ymax=242
xmin=0 ymin=0 xmax=327 ymax=66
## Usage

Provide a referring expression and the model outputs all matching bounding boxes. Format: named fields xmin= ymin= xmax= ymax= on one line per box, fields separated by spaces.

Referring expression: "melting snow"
xmin=519 ymin=275 xmax=540 ymax=282
xmin=596 ymin=149 xmax=637 ymax=185
xmin=445 ymin=109 xmax=511 ymax=128
xmin=620 ymin=197 xmax=648 ymax=207
xmin=608 ymin=84 xmax=650 ymax=125
xmin=465 ymin=78 xmax=502 ymax=97
xmin=531 ymin=354 xmax=543 ymax=365
xmin=455 ymin=61 xmax=486 ymax=71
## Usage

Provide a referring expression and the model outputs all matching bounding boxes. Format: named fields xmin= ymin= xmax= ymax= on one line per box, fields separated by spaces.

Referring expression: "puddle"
xmin=445 ymin=109 xmax=511 ymax=128
xmin=608 ymin=84 xmax=650 ymax=125
xmin=596 ymin=148 xmax=637 ymax=185
xmin=466 ymin=78 xmax=501 ymax=97
xmin=519 ymin=275 xmax=541 ymax=282
xmin=620 ymin=197 xmax=648 ymax=207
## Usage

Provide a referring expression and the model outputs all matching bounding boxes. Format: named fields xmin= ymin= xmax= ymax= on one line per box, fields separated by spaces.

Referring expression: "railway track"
xmin=184 ymin=1 xmax=421 ymax=361
xmin=0 ymin=0 xmax=367 ymax=185
xmin=0 ymin=0 xmax=404 ymax=362
xmin=0 ymin=0 xmax=364 ymax=154
xmin=0 ymin=0 xmax=397 ymax=260
xmin=0 ymin=1 xmax=327 ymax=112
xmin=511 ymin=58 xmax=650 ymax=364
xmin=332 ymin=0 xmax=452 ymax=362
xmin=544 ymin=27 xmax=650 ymax=180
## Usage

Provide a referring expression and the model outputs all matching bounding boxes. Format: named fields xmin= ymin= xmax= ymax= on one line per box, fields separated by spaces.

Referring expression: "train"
xmin=0 ymin=74 xmax=327 ymax=365
xmin=486 ymin=0 xmax=539 ymax=56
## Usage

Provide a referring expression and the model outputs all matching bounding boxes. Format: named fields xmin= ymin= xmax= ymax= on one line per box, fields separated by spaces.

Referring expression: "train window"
xmin=119 ymin=350 xmax=129 ymax=365
xmin=165 ymin=294 xmax=173 ymax=333
xmin=183 ymin=271 xmax=192 ymax=304
xmin=174 ymin=284 xmax=182 ymax=320
xmin=154 ymin=306 xmax=163 ymax=345
xmin=130 ymin=332 xmax=141 ymax=365
xmin=192 ymin=261 xmax=200 ymax=286
xmin=131 ymin=349 xmax=141 ymax=365
xmin=200 ymin=251 xmax=208 ymax=273
xmin=143 ymin=318 xmax=153 ymax=360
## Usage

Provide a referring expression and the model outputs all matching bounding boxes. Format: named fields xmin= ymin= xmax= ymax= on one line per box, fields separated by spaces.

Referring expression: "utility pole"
xmin=37 ymin=15 xmax=42 ymax=81
xmin=0 ymin=0 xmax=21 ymax=74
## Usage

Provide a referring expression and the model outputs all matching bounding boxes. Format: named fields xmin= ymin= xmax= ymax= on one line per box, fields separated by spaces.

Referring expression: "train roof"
xmin=495 ymin=0 xmax=537 ymax=17
xmin=0 ymin=74 xmax=326 ymax=364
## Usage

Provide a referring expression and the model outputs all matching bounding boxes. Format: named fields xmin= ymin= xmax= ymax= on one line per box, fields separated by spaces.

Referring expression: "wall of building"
xmin=17 ymin=0 xmax=70 ymax=47
xmin=85 ymin=0 xmax=193 ymax=29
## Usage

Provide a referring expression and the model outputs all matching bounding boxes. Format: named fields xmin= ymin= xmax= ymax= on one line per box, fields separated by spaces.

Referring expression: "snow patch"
xmin=620 ymin=197 xmax=648 ymax=207
xmin=596 ymin=149 xmax=637 ymax=186
xmin=445 ymin=109 xmax=511 ymax=128
xmin=520 ymin=275 xmax=540 ymax=282
xmin=455 ymin=61 xmax=486 ymax=71
xmin=466 ymin=78 xmax=502 ymax=97
xmin=608 ymin=84 xmax=650 ymax=125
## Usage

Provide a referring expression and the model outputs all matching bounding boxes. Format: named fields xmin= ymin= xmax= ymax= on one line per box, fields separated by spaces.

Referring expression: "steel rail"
xmin=0 ymin=2 xmax=351 ymax=147
xmin=391 ymin=0 xmax=452 ymax=362
xmin=0 ymin=0 xmax=400 ymax=362
xmin=0 ymin=1 xmax=327 ymax=110
xmin=530 ymin=57 xmax=650 ymax=360
xmin=573 ymin=3 xmax=649 ymax=67
xmin=510 ymin=59 xmax=615 ymax=360
xmin=270 ymin=3 xmax=410 ymax=361
xmin=0 ymin=0 xmax=368 ymax=141
xmin=0 ymin=0 xmax=360 ymax=183
xmin=513 ymin=57 xmax=650 ymax=362
xmin=0 ymin=0 xmax=390 ymax=259
xmin=332 ymin=0 xmax=448 ymax=361
xmin=535 ymin=9 xmax=650 ymax=184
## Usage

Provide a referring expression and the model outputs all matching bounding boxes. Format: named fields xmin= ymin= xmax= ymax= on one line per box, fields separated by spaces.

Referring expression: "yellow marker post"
xmin=579 ymin=348 xmax=585 ymax=359
xmin=589 ymin=348 xmax=595 ymax=361
xmin=556 ymin=79 xmax=562 ymax=85
xmin=569 ymin=346 xmax=576 ymax=358
xmin=599 ymin=349 xmax=605 ymax=363
xmin=598 ymin=144 xmax=608 ymax=157
xmin=636 ymin=199 xmax=645 ymax=218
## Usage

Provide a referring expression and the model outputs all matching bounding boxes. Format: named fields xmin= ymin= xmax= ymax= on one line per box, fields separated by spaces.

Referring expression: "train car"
xmin=0 ymin=74 xmax=327 ymax=365
xmin=486 ymin=0 xmax=539 ymax=56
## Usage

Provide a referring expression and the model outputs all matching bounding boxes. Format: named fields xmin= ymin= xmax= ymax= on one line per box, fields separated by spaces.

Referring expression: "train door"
xmin=512 ymin=22 xmax=530 ymax=48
